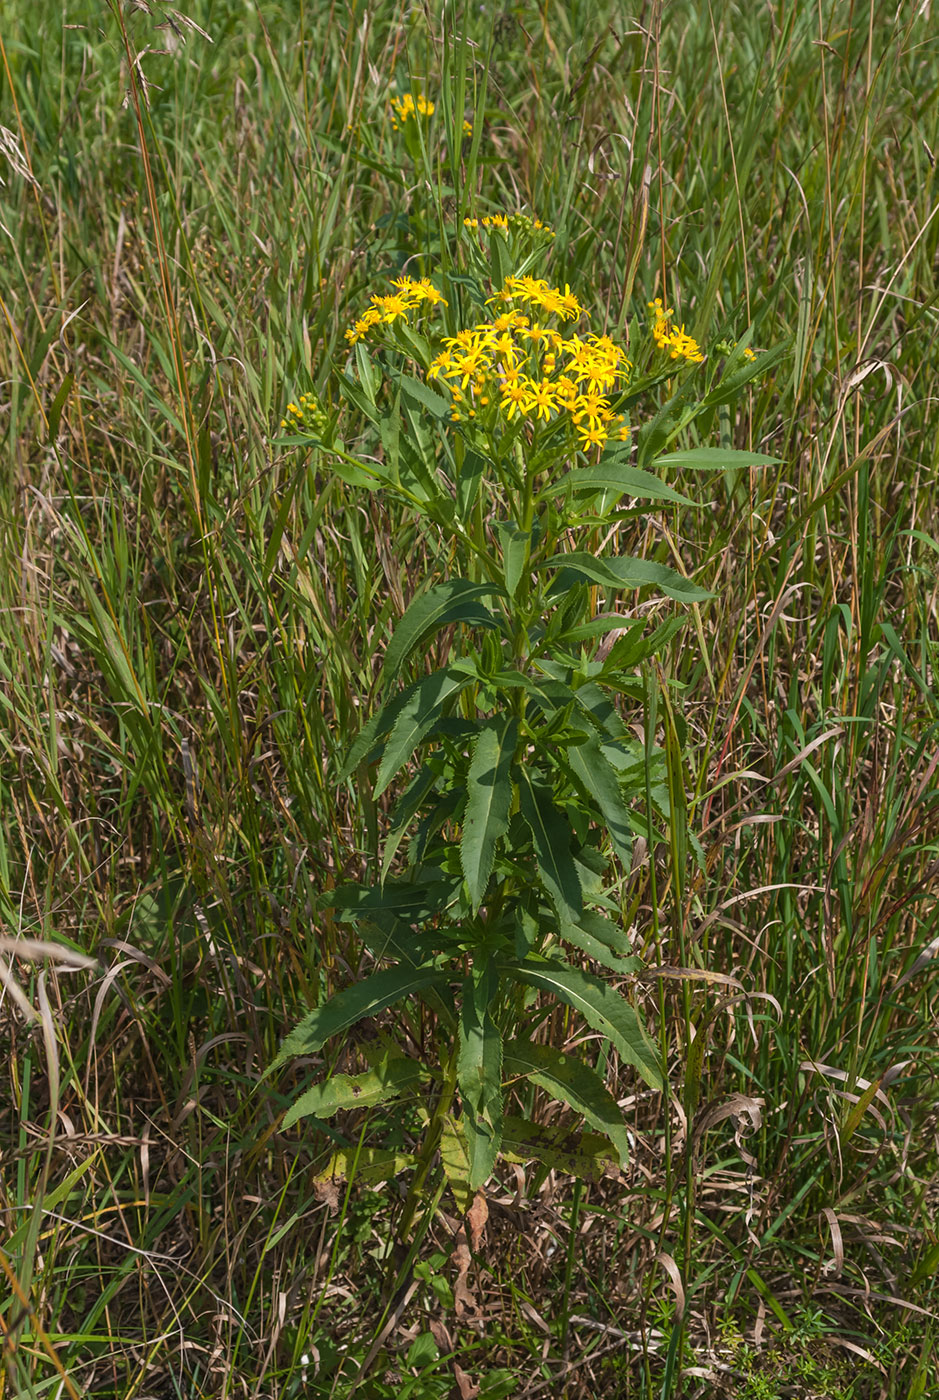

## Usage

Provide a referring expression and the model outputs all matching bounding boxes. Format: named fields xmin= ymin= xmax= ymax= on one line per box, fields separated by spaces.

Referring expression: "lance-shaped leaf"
xmin=375 ymin=666 xmax=475 ymax=798
xmin=539 ymin=460 xmax=695 ymax=507
xmin=398 ymin=371 xmax=450 ymax=419
xmin=341 ymin=678 xmax=421 ymax=779
xmin=503 ymin=1039 xmax=632 ymax=1167
xmin=382 ymin=765 xmax=438 ymax=881
xmin=461 ymin=718 xmax=517 ymax=910
xmin=283 ymin=1056 xmax=428 ymax=1127
xmin=559 ymin=912 xmax=641 ymax=976
xmin=493 ymin=520 xmax=530 ymax=598
xmin=543 ymin=550 xmax=710 ymax=603
xmin=381 ymin=580 xmax=505 ymax=689
xmin=439 ymin=1114 xmax=473 ymax=1214
xmin=567 ymin=733 xmax=634 ymax=868
xmin=273 ymin=965 xmax=445 ymax=1069
xmin=518 ymin=770 xmax=583 ymax=921
xmin=458 ymin=967 xmax=504 ymax=1189
xmin=315 ymin=1148 xmax=418 ymax=1188
xmin=501 ymin=1115 xmax=620 ymax=1181
xmin=652 ymin=447 xmax=780 ymax=470
xmin=505 ymin=955 xmax=663 ymax=1090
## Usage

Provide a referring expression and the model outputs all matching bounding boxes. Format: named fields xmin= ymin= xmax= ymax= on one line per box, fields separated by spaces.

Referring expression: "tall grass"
xmin=1 ymin=0 xmax=938 ymax=1395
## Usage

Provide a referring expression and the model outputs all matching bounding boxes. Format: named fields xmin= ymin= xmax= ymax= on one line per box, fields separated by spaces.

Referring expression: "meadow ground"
xmin=2 ymin=1 xmax=939 ymax=1396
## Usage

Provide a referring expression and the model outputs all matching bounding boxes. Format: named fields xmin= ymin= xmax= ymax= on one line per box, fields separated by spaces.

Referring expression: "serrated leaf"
xmin=341 ymin=679 xmax=421 ymax=780
xmin=503 ymin=1040 xmax=631 ymax=1166
xmin=375 ymin=666 xmax=474 ymax=798
xmin=572 ymin=682 xmax=629 ymax=739
xmin=439 ymin=1113 xmax=473 ymax=1213
xmin=461 ymin=718 xmax=517 ymax=910
xmin=381 ymin=765 xmax=438 ymax=881
xmin=273 ymin=965 xmax=445 ymax=1068
xmin=382 ymin=580 xmax=503 ymax=689
xmin=558 ymin=914 xmax=639 ymax=976
xmin=517 ymin=770 xmax=582 ymax=920
xmin=500 ymin=1114 xmax=620 ymax=1180
xmin=283 ymin=1057 xmax=428 ymax=1127
xmin=398 ymin=371 xmax=450 ymax=418
xmin=652 ymin=447 xmax=779 ymax=470
xmin=315 ymin=1147 xmax=417 ymax=1188
xmin=567 ymin=734 xmax=633 ymax=867
xmin=493 ymin=520 xmax=530 ymax=597
xmin=540 ymin=461 xmax=695 ymax=507
xmin=326 ymin=878 xmax=451 ymax=923
xmin=505 ymin=955 xmax=663 ymax=1090
xmin=458 ymin=967 xmax=504 ymax=1188
xmin=544 ymin=551 xmax=710 ymax=603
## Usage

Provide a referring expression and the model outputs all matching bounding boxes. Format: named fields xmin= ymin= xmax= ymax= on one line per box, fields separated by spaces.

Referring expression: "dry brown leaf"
xmin=467 ymin=1190 xmax=489 ymax=1252
xmin=452 ymin=1362 xmax=480 ymax=1399
xmin=429 ymin=1318 xmax=453 ymax=1354
xmin=452 ymin=1231 xmax=477 ymax=1317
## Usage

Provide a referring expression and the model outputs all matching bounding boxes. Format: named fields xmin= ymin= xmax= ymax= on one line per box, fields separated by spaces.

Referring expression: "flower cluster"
xmin=390 ymin=92 xmax=434 ymax=129
xmin=344 ymin=276 xmax=448 ymax=345
xmin=280 ymin=391 xmax=330 ymax=436
xmin=430 ymin=277 xmax=630 ymax=449
xmin=343 ymin=272 xmax=633 ymax=448
xmin=647 ymin=297 xmax=705 ymax=365
xmin=463 ymin=213 xmax=554 ymax=239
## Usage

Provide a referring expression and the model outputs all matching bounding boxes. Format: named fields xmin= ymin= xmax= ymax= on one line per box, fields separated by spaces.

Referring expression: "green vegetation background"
xmin=1 ymin=1 xmax=938 ymax=1396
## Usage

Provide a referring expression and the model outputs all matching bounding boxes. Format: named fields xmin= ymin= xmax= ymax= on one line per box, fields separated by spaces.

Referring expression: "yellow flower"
xmin=575 ymin=421 xmax=609 ymax=449
xmin=500 ymin=380 xmax=529 ymax=420
xmin=447 ymin=345 xmax=492 ymax=388
xmin=390 ymin=91 xmax=434 ymax=129
xmin=520 ymin=378 xmax=558 ymax=422
xmin=371 ymin=292 xmax=412 ymax=324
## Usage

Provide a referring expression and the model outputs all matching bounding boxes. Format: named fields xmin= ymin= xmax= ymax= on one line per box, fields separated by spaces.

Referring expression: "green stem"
xmin=397 ymin=1045 xmax=459 ymax=1240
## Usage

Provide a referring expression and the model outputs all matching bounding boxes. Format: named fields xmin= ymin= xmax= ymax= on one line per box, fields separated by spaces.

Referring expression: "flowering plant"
xmin=274 ymin=233 xmax=776 ymax=1226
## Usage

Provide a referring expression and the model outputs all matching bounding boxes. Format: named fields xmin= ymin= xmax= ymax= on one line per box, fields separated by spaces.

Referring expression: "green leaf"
xmin=493 ymin=520 xmax=530 ymax=597
xmin=456 ymin=449 xmax=487 ymax=517
xmin=500 ymin=1115 xmax=619 ymax=1181
xmin=355 ymin=340 xmax=380 ymax=403
xmin=567 ymin=734 xmax=634 ymax=867
xmin=283 ymin=1056 xmax=428 ymax=1127
xmin=375 ymin=666 xmax=475 ymax=798
xmin=544 ymin=550 xmax=711 ymax=602
xmin=326 ymin=878 xmax=451 ymax=924
xmin=505 ymin=955 xmax=663 ymax=1090
xmin=439 ymin=1113 xmax=473 ymax=1213
xmin=341 ymin=679 xmax=421 ymax=779
xmin=458 ymin=966 xmax=504 ymax=1189
xmin=381 ymin=580 xmax=504 ymax=689
xmin=540 ymin=460 xmax=695 ymax=507
xmin=47 ymin=371 xmax=74 ymax=442
xmin=558 ymin=913 xmax=640 ymax=976
xmin=517 ymin=771 xmax=583 ymax=920
xmin=503 ymin=1039 xmax=631 ymax=1166
xmin=572 ymin=683 xmax=629 ymax=740
xmin=273 ymin=965 xmax=445 ymax=1068
xmin=315 ymin=1147 xmax=417 ymax=1188
xmin=382 ymin=766 xmax=438 ymax=881
xmin=461 ymin=718 xmax=518 ymax=910
xmin=698 ymin=340 xmax=789 ymax=408
xmin=652 ymin=447 xmax=779 ymax=470
xmin=398 ymin=372 xmax=450 ymax=419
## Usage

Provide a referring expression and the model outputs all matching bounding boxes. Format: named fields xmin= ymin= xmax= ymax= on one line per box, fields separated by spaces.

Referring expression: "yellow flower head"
xmin=390 ymin=91 xmax=434 ymax=130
